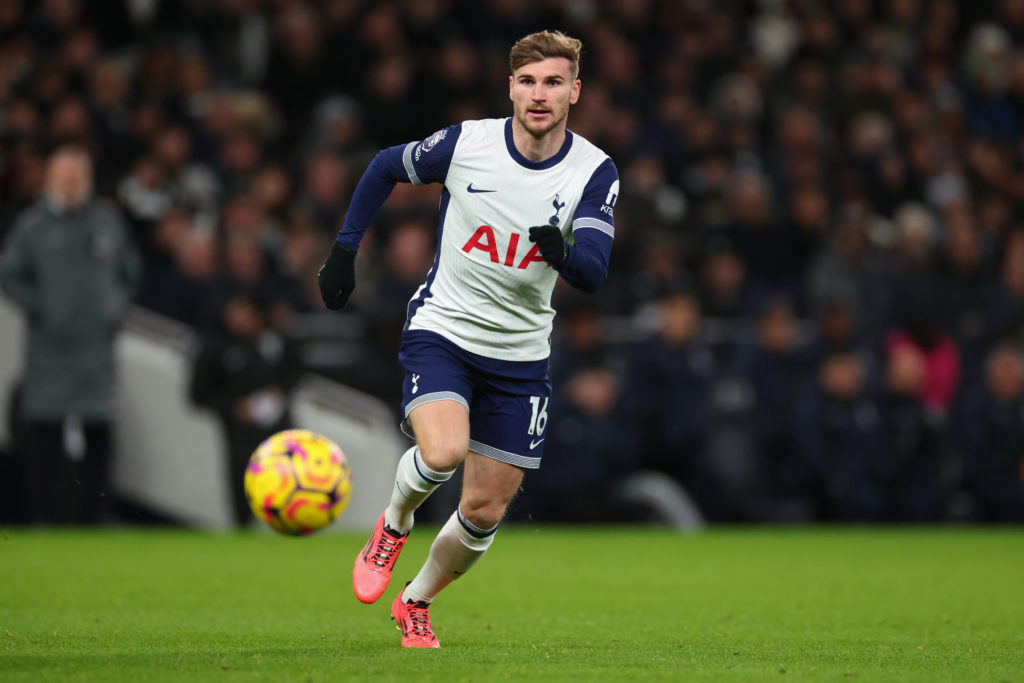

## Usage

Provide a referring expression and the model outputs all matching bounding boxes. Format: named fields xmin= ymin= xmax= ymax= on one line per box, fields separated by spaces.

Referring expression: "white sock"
xmin=402 ymin=507 xmax=497 ymax=604
xmin=384 ymin=446 xmax=453 ymax=535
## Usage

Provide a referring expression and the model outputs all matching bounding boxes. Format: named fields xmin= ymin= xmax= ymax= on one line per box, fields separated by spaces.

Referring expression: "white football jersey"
xmin=395 ymin=118 xmax=618 ymax=362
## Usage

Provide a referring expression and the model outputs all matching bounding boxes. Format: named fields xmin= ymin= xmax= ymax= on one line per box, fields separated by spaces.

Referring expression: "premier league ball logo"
xmin=415 ymin=129 xmax=447 ymax=161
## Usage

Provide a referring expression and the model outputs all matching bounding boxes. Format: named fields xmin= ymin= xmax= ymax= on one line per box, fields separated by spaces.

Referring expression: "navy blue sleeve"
xmin=336 ymin=124 xmax=461 ymax=251
xmin=557 ymin=158 xmax=618 ymax=293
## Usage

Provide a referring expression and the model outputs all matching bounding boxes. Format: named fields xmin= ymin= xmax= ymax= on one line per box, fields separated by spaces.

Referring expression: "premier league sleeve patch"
xmin=403 ymin=124 xmax=460 ymax=185
xmin=415 ymin=129 xmax=447 ymax=161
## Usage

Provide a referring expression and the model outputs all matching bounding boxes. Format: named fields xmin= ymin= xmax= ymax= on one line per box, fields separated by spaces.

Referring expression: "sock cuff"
xmin=413 ymin=447 xmax=453 ymax=486
xmin=456 ymin=506 xmax=499 ymax=539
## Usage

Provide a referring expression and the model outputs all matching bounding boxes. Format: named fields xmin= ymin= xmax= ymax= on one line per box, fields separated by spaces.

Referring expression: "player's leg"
xmin=403 ymin=452 xmax=521 ymax=602
xmin=401 ymin=377 xmax=546 ymax=606
xmin=392 ymin=377 xmax=546 ymax=647
xmin=353 ymin=333 xmax=473 ymax=604
xmin=393 ymin=452 xmax=522 ymax=647
xmin=384 ymin=399 xmax=468 ymax=534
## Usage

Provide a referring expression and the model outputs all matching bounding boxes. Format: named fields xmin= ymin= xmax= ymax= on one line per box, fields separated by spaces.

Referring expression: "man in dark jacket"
xmin=955 ymin=344 xmax=1024 ymax=521
xmin=796 ymin=351 xmax=887 ymax=520
xmin=0 ymin=146 xmax=141 ymax=523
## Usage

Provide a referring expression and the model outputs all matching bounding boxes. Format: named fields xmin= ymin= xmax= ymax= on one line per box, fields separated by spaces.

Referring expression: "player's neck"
xmin=510 ymin=118 xmax=567 ymax=162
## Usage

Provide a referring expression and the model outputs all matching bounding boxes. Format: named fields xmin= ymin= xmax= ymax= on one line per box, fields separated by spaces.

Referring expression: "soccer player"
xmin=317 ymin=30 xmax=618 ymax=648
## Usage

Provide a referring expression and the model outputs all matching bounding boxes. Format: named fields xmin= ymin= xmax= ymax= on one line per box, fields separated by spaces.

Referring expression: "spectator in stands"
xmin=877 ymin=345 xmax=948 ymax=521
xmin=4 ymin=0 xmax=1024 ymax=524
xmin=0 ymin=146 xmax=140 ymax=522
xmin=520 ymin=365 xmax=638 ymax=522
xmin=734 ymin=297 xmax=814 ymax=513
xmin=296 ymin=151 xmax=350 ymax=236
xmin=955 ymin=344 xmax=1024 ymax=522
xmin=807 ymin=293 xmax=865 ymax=362
xmin=722 ymin=170 xmax=799 ymax=300
xmin=885 ymin=300 xmax=961 ymax=418
xmin=932 ymin=201 xmax=993 ymax=356
xmin=138 ymin=226 xmax=218 ymax=328
xmin=0 ymin=144 xmax=47 ymax=240
xmin=623 ymin=289 xmax=714 ymax=497
xmin=150 ymin=125 xmax=221 ymax=231
xmin=189 ymin=288 xmax=304 ymax=526
xmin=807 ymin=204 xmax=891 ymax=343
xmin=697 ymin=239 xmax=749 ymax=320
xmin=984 ymin=230 xmax=1024 ymax=345
xmin=785 ymin=183 xmax=831 ymax=279
xmin=796 ymin=351 xmax=886 ymax=520
xmin=549 ymin=294 xmax=618 ymax=388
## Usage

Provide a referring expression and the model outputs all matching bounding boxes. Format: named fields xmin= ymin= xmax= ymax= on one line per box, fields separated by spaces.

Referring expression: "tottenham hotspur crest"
xmin=548 ymin=194 xmax=566 ymax=226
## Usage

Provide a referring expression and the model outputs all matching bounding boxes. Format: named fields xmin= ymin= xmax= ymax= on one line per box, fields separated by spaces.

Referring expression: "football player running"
xmin=318 ymin=30 xmax=618 ymax=648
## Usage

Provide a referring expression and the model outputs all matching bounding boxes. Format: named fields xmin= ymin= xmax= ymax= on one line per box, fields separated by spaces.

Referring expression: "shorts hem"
xmin=469 ymin=439 xmax=541 ymax=470
xmin=401 ymin=391 xmax=469 ymax=441
xmin=404 ymin=391 xmax=469 ymax=417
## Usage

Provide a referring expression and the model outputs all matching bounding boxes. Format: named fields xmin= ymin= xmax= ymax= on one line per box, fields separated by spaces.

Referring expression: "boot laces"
xmin=370 ymin=532 xmax=400 ymax=568
xmin=406 ymin=601 xmax=434 ymax=638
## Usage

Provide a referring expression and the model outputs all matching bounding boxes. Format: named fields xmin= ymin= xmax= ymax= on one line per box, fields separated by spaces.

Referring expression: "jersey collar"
xmin=504 ymin=117 xmax=574 ymax=170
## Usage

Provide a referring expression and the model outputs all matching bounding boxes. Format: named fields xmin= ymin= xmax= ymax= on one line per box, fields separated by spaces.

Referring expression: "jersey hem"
xmin=404 ymin=324 xmax=552 ymax=363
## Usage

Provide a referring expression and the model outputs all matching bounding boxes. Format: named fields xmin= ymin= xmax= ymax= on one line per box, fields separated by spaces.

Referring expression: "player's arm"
xmin=529 ymin=158 xmax=618 ymax=293
xmin=318 ymin=125 xmax=461 ymax=310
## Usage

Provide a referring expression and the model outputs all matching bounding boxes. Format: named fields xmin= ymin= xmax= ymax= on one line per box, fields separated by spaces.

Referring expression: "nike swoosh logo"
xmin=467 ymin=183 xmax=496 ymax=194
xmin=529 ymin=439 xmax=545 ymax=450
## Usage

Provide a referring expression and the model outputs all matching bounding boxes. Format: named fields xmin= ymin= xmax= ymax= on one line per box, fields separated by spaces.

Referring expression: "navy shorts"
xmin=398 ymin=330 xmax=552 ymax=469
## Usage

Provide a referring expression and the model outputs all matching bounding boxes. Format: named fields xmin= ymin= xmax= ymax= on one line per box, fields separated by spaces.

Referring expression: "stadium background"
xmin=2 ymin=0 xmax=1024 ymax=525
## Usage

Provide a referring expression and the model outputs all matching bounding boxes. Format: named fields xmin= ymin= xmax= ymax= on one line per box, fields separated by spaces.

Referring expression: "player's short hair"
xmin=509 ymin=31 xmax=583 ymax=79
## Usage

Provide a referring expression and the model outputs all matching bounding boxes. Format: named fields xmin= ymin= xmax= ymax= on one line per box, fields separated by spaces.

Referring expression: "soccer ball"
xmin=244 ymin=429 xmax=352 ymax=535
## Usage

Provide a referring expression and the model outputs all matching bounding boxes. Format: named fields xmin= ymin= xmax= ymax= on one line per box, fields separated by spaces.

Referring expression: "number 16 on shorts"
xmin=527 ymin=396 xmax=548 ymax=436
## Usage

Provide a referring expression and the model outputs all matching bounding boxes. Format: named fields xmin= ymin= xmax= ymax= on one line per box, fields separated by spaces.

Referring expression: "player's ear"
xmin=509 ymin=75 xmax=515 ymax=101
xmin=570 ymin=79 xmax=581 ymax=105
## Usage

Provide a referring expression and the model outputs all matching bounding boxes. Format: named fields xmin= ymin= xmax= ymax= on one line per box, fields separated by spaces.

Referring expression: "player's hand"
xmin=528 ymin=225 xmax=567 ymax=267
xmin=317 ymin=243 xmax=357 ymax=310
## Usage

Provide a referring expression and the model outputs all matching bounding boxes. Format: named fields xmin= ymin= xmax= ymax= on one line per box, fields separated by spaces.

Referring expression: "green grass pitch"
xmin=1 ymin=526 xmax=1021 ymax=681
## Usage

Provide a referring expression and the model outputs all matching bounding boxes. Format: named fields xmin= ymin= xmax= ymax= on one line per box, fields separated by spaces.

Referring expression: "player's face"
xmin=509 ymin=57 xmax=581 ymax=139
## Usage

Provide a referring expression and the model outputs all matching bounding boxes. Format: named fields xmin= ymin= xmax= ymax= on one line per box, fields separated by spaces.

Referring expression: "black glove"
xmin=317 ymin=243 xmax=357 ymax=310
xmin=528 ymin=225 xmax=567 ymax=267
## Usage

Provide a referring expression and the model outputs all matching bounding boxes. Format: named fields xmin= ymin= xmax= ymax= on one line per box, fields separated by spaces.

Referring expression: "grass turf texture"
xmin=1 ymin=527 xmax=1021 ymax=681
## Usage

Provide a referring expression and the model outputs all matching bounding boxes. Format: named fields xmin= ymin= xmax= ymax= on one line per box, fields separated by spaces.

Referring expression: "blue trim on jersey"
xmin=503 ymin=118 xmax=574 ymax=170
xmin=404 ymin=188 xmax=450 ymax=331
xmin=408 ymin=124 xmax=461 ymax=185
xmin=572 ymin=157 xmax=618 ymax=228
xmin=401 ymin=141 xmax=422 ymax=185
xmin=554 ymin=156 xmax=618 ymax=293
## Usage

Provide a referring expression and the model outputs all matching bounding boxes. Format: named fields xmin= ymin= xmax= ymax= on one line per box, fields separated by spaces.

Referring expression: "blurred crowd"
xmin=3 ymin=0 xmax=1024 ymax=523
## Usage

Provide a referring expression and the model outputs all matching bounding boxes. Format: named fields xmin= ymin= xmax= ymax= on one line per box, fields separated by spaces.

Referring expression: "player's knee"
xmin=417 ymin=442 xmax=465 ymax=473
xmin=459 ymin=495 xmax=508 ymax=530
